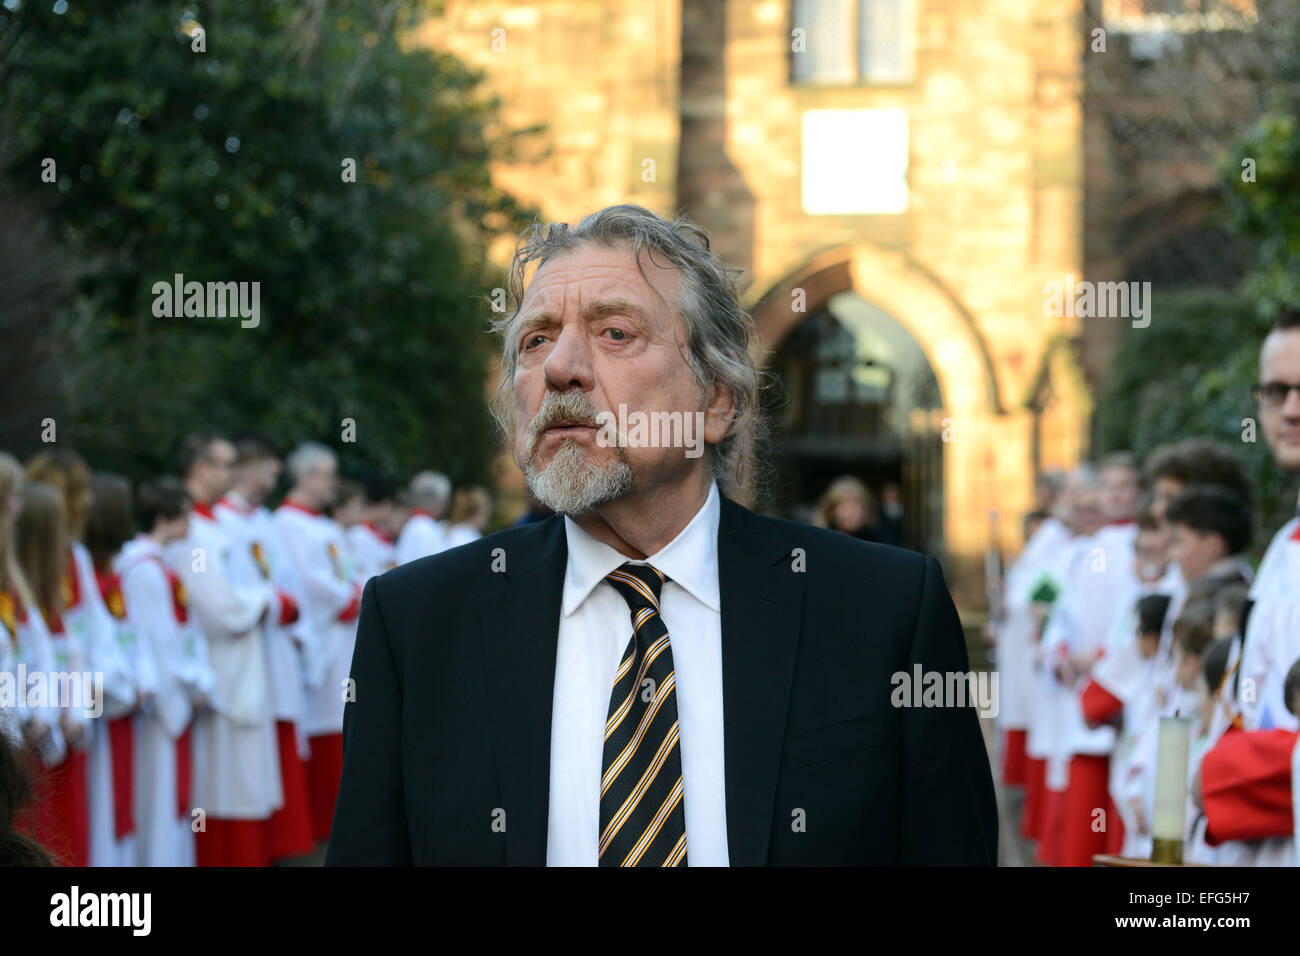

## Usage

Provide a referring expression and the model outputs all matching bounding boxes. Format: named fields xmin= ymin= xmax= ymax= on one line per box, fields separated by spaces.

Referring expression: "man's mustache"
xmin=527 ymin=392 xmax=600 ymax=449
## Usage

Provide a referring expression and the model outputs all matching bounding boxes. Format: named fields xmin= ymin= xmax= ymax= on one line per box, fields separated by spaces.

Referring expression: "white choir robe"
xmin=273 ymin=505 xmax=362 ymax=738
xmin=1028 ymin=533 xmax=1093 ymax=791
xmin=995 ymin=517 xmax=1071 ymax=759
xmin=168 ymin=508 xmax=281 ymax=821
xmin=394 ymin=511 xmax=447 ymax=566
xmin=15 ymin=601 xmax=69 ymax=767
xmin=216 ymin=495 xmax=315 ymax=760
xmin=1055 ymin=524 xmax=1140 ymax=764
xmin=118 ymin=537 xmax=194 ymax=866
xmin=0 ymin=627 xmax=22 ymax=747
xmin=1240 ymin=517 xmax=1300 ymax=733
xmin=347 ymin=522 xmax=396 ymax=585
xmin=68 ymin=542 xmax=140 ymax=868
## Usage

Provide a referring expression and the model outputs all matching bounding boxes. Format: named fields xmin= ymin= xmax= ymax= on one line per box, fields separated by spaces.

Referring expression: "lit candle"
xmin=1151 ymin=716 xmax=1192 ymax=863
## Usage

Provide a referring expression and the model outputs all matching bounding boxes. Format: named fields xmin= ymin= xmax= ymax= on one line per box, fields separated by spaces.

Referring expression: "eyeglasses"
xmin=1252 ymin=382 xmax=1300 ymax=407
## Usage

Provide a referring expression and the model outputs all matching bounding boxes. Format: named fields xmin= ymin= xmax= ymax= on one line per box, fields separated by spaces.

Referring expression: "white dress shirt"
xmin=546 ymin=480 xmax=729 ymax=866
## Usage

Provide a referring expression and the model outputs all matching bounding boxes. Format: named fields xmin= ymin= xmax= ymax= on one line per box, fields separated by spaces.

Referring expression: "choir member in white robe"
xmin=118 ymin=477 xmax=201 ymax=866
xmin=393 ymin=470 xmax=451 ymax=565
xmin=1025 ymin=468 xmax=1104 ymax=861
xmin=347 ymin=476 xmax=398 ymax=584
xmin=84 ymin=471 xmax=151 ymax=867
xmin=171 ymin=436 xmax=280 ymax=866
xmin=347 ymin=518 xmax=395 ymax=583
xmin=26 ymin=451 xmax=138 ymax=867
xmin=16 ymin=478 xmax=92 ymax=866
xmin=274 ymin=443 xmax=362 ymax=843
xmin=216 ymin=437 xmax=317 ymax=862
xmin=995 ymin=509 xmax=1070 ymax=789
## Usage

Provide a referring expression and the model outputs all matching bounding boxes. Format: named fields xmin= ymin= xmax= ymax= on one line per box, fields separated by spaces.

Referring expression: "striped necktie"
xmin=598 ymin=562 xmax=688 ymax=867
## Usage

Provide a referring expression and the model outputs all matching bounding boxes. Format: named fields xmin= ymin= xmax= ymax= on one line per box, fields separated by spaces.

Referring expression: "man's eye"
xmin=604 ymin=328 xmax=629 ymax=341
xmin=522 ymin=334 xmax=547 ymax=351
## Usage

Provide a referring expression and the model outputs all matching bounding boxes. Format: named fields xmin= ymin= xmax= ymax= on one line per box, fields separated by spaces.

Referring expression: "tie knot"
xmin=605 ymin=562 xmax=666 ymax=613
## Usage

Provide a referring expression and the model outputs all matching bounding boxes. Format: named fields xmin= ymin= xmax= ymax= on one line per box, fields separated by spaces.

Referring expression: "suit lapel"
xmin=478 ymin=515 xmax=567 ymax=866
xmin=475 ymin=495 xmax=803 ymax=867
xmin=717 ymin=495 xmax=805 ymax=866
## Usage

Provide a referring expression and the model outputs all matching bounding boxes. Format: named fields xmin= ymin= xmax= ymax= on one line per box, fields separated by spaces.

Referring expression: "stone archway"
xmin=750 ymin=244 xmax=1006 ymax=584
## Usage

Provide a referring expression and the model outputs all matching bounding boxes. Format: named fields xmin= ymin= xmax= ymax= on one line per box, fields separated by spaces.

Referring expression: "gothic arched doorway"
xmin=762 ymin=291 xmax=945 ymax=555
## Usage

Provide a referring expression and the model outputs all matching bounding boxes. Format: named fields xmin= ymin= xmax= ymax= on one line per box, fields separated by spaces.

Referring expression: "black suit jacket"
xmin=325 ymin=494 xmax=997 ymax=865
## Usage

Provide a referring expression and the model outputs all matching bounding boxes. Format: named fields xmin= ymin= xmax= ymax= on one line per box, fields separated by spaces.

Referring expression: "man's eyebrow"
xmin=587 ymin=298 xmax=650 ymax=320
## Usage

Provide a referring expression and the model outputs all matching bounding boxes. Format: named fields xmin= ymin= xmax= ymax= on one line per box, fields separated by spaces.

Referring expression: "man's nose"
xmin=543 ymin=324 xmax=593 ymax=392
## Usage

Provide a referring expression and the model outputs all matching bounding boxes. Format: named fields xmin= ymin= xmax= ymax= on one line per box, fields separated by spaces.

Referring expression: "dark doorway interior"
xmin=759 ymin=292 xmax=944 ymax=555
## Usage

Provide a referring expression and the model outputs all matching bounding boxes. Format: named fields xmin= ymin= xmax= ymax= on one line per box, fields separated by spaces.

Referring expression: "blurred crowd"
xmin=0 ymin=436 xmax=491 ymax=866
xmin=991 ymin=440 xmax=1300 ymax=866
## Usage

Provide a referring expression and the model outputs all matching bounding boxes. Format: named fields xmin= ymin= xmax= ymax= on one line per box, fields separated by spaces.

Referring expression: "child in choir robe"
xmin=83 ymin=472 xmax=147 ymax=867
xmin=14 ymin=480 xmax=90 ymax=866
xmin=274 ymin=443 xmax=362 ymax=845
xmin=171 ymin=434 xmax=280 ymax=867
xmin=118 ymin=477 xmax=203 ymax=867
xmin=1165 ymin=484 xmax=1254 ymax=594
xmin=1125 ymin=597 xmax=1217 ymax=859
xmin=346 ymin=475 xmax=398 ymax=584
xmin=215 ymin=436 xmax=316 ymax=863
xmin=1185 ymin=636 xmax=1243 ymax=863
xmin=1199 ymin=656 xmax=1300 ymax=865
xmin=0 ymin=455 xmax=66 ymax=831
xmin=394 ymin=471 xmax=451 ymax=565
xmin=28 ymin=451 xmax=139 ymax=867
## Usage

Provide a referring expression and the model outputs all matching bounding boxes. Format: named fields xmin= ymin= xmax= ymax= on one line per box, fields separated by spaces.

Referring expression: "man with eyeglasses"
xmin=1199 ymin=309 xmax=1300 ymax=865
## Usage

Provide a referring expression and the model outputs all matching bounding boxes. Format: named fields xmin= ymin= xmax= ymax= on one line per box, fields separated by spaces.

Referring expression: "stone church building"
xmin=415 ymin=0 xmax=1261 ymax=603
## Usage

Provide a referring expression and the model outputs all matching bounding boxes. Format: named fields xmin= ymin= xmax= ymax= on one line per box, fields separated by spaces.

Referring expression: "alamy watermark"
xmin=151 ymin=273 xmax=260 ymax=328
xmin=594 ymin=403 xmax=706 ymax=459
xmin=1042 ymin=273 xmax=1151 ymax=329
xmin=891 ymin=664 xmax=998 ymax=718
xmin=0 ymin=666 xmax=104 ymax=719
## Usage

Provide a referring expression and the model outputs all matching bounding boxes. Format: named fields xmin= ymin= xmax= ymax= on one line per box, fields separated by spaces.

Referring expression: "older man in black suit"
xmin=325 ymin=204 xmax=997 ymax=866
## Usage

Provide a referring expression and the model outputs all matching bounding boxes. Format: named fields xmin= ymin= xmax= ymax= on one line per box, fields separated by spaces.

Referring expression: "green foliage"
xmin=1220 ymin=95 xmax=1300 ymax=316
xmin=1096 ymin=13 xmax=1300 ymax=549
xmin=0 ymin=0 xmax=536 ymax=487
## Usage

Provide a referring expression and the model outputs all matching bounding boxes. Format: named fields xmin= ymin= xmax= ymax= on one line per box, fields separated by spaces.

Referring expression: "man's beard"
xmin=522 ymin=390 xmax=633 ymax=515
xmin=525 ymin=438 xmax=633 ymax=515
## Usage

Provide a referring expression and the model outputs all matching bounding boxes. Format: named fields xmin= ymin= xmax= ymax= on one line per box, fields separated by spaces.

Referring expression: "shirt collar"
xmin=562 ymin=480 xmax=721 ymax=618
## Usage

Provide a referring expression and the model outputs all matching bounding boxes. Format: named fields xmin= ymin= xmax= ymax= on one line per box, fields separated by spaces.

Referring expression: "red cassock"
xmin=1003 ymin=728 xmax=1028 ymax=786
xmin=1201 ymin=727 xmax=1298 ymax=845
xmin=268 ymin=720 xmax=315 ymax=860
xmin=1080 ymin=678 xmax=1124 ymax=728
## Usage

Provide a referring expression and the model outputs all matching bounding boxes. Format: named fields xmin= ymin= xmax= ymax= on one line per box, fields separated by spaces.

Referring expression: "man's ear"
xmin=703 ymin=380 xmax=736 ymax=445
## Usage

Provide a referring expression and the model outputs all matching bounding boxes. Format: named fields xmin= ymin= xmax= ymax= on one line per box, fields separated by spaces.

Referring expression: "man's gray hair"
xmin=285 ymin=442 xmax=336 ymax=487
xmin=409 ymin=470 xmax=451 ymax=511
xmin=487 ymin=203 xmax=768 ymax=500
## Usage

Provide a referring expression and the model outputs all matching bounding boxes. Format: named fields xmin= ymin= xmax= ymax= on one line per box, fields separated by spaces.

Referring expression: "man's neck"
xmin=571 ymin=470 xmax=713 ymax=559
xmin=285 ymin=491 xmax=318 ymax=512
